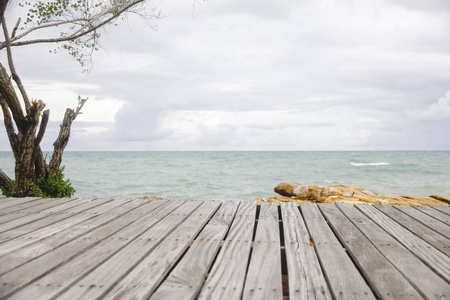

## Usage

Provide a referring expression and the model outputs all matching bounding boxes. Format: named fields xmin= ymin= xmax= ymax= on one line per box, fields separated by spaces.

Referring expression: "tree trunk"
xmin=49 ymin=108 xmax=76 ymax=174
xmin=0 ymin=5 xmax=85 ymax=197
xmin=0 ymin=168 xmax=12 ymax=190
xmin=0 ymin=65 xmax=83 ymax=196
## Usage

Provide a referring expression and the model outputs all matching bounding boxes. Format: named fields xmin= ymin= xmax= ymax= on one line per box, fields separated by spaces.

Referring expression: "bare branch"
xmin=1 ymin=0 xmax=158 ymax=50
xmin=0 ymin=95 xmax=19 ymax=159
xmin=35 ymin=109 xmax=49 ymax=146
xmin=0 ymin=15 xmax=31 ymax=110
xmin=49 ymin=108 xmax=76 ymax=173
xmin=0 ymin=168 xmax=12 ymax=193
xmin=1 ymin=17 xmax=93 ymax=49
xmin=11 ymin=17 xmax=20 ymax=38
xmin=0 ymin=63 xmax=24 ymax=130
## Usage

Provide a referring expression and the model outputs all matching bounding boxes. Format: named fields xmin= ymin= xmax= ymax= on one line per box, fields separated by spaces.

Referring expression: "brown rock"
xmin=138 ymin=196 xmax=163 ymax=200
xmin=430 ymin=195 xmax=450 ymax=205
xmin=268 ymin=182 xmax=450 ymax=206
xmin=274 ymin=182 xmax=301 ymax=197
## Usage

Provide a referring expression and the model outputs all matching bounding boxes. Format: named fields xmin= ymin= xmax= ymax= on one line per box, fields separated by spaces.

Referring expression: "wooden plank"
xmin=98 ymin=201 xmax=221 ymax=300
xmin=197 ymin=201 xmax=257 ymax=300
xmin=20 ymin=200 xmax=201 ymax=300
xmin=0 ymin=197 xmax=71 ymax=215
xmin=0 ymin=198 xmax=113 ymax=236
xmin=357 ymin=204 xmax=450 ymax=280
xmin=375 ymin=204 xmax=450 ymax=255
xmin=0 ymin=198 xmax=77 ymax=224
xmin=413 ymin=205 xmax=450 ymax=225
xmin=0 ymin=199 xmax=182 ymax=299
xmin=0 ymin=197 xmax=33 ymax=210
xmin=280 ymin=202 xmax=331 ymax=300
xmin=242 ymin=202 xmax=283 ymax=300
xmin=0 ymin=198 xmax=131 ymax=256
xmin=150 ymin=201 xmax=240 ymax=300
xmin=319 ymin=204 xmax=422 ymax=299
xmin=300 ymin=203 xmax=375 ymax=300
xmin=432 ymin=205 xmax=450 ymax=215
xmin=0 ymin=197 xmax=42 ymax=210
xmin=0 ymin=199 xmax=167 ymax=275
xmin=337 ymin=202 xmax=450 ymax=299
xmin=394 ymin=205 xmax=450 ymax=239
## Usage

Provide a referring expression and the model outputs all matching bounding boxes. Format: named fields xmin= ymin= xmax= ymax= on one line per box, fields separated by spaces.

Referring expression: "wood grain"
xmin=337 ymin=202 xmax=450 ymax=299
xmin=197 ymin=201 xmax=257 ymax=300
xmin=413 ymin=205 xmax=450 ymax=225
xmin=375 ymin=204 xmax=450 ymax=255
xmin=319 ymin=203 xmax=422 ymax=299
xmin=242 ymin=202 xmax=283 ymax=300
xmin=280 ymin=202 xmax=331 ymax=300
xmin=0 ymin=198 xmax=449 ymax=300
xmin=357 ymin=204 xmax=450 ymax=280
xmin=394 ymin=205 xmax=450 ymax=239
xmin=100 ymin=201 xmax=221 ymax=300
xmin=0 ymin=199 xmax=179 ymax=299
xmin=300 ymin=203 xmax=375 ymax=300
xmin=432 ymin=205 xmax=450 ymax=215
xmin=150 ymin=201 xmax=240 ymax=300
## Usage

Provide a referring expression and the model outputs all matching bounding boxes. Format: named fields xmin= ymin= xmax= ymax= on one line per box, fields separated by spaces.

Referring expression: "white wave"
xmin=351 ymin=162 xmax=390 ymax=166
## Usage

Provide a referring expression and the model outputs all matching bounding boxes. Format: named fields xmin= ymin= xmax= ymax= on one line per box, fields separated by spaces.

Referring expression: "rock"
xmin=274 ymin=182 xmax=301 ymax=197
xmin=138 ymin=196 xmax=163 ymax=200
xmin=430 ymin=195 xmax=450 ymax=205
xmin=268 ymin=182 xmax=450 ymax=206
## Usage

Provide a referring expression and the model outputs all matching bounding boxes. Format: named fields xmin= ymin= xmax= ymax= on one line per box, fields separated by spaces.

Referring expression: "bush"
xmin=33 ymin=167 xmax=76 ymax=198
xmin=0 ymin=181 xmax=14 ymax=197
xmin=0 ymin=167 xmax=75 ymax=198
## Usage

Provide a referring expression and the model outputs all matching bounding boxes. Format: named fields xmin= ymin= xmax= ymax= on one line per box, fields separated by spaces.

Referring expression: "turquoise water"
xmin=0 ymin=151 xmax=449 ymax=200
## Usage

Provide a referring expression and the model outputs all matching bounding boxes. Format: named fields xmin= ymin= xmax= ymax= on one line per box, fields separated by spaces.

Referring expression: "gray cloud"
xmin=1 ymin=0 xmax=450 ymax=151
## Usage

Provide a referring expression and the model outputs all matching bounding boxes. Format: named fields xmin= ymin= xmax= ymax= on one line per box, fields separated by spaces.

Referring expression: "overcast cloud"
xmin=1 ymin=0 xmax=449 ymax=151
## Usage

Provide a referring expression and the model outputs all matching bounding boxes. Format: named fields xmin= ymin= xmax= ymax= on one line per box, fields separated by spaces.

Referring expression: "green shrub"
xmin=1 ymin=167 xmax=75 ymax=198
xmin=33 ymin=167 xmax=76 ymax=198
xmin=0 ymin=181 xmax=14 ymax=197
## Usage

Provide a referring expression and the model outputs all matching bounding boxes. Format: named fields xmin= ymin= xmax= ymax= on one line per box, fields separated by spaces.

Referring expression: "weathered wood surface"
xmin=197 ymin=201 xmax=257 ymax=300
xmin=150 ymin=201 xmax=240 ymax=300
xmin=394 ymin=205 xmax=450 ymax=239
xmin=357 ymin=204 xmax=450 ymax=280
xmin=242 ymin=202 xmax=283 ymax=300
xmin=0 ymin=198 xmax=448 ymax=300
xmin=319 ymin=204 xmax=422 ymax=299
xmin=280 ymin=202 xmax=331 ymax=300
xmin=337 ymin=202 xmax=450 ymax=300
xmin=414 ymin=205 xmax=450 ymax=225
xmin=300 ymin=203 xmax=375 ymax=300
xmin=374 ymin=204 xmax=450 ymax=255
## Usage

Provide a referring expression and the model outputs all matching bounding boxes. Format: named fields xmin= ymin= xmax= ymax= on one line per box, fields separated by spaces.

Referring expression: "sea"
xmin=0 ymin=151 xmax=449 ymax=200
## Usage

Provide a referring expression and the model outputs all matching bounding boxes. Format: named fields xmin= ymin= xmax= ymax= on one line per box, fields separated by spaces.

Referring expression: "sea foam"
xmin=351 ymin=162 xmax=390 ymax=166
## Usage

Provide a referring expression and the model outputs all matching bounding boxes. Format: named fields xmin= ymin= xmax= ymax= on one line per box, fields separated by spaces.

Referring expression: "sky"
xmin=1 ymin=0 xmax=450 ymax=151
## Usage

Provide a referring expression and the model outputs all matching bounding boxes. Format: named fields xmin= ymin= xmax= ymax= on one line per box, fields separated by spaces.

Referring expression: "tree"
xmin=0 ymin=0 xmax=161 ymax=197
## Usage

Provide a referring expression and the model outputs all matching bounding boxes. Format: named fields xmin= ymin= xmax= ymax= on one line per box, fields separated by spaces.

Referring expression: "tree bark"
xmin=0 ymin=168 xmax=12 ymax=194
xmin=0 ymin=64 xmax=25 ymax=131
xmin=49 ymin=107 xmax=80 ymax=174
xmin=0 ymin=96 xmax=19 ymax=159
xmin=12 ymin=105 xmax=41 ymax=196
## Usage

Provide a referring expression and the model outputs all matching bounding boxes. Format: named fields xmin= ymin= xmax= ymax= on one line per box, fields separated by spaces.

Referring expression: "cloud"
xmin=408 ymin=92 xmax=450 ymax=122
xmin=1 ymin=0 xmax=450 ymax=151
xmin=389 ymin=0 xmax=450 ymax=13
xmin=110 ymin=103 xmax=171 ymax=142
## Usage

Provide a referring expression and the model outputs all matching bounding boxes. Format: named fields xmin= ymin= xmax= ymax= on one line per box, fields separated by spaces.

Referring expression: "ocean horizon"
xmin=1 ymin=151 xmax=449 ymax=200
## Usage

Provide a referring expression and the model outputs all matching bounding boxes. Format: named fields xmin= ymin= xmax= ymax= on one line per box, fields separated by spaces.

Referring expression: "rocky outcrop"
xmin=138 ymin=196 xmax=163 ymax=200
xmin=255 ymin=182 xmax=450 ymax=206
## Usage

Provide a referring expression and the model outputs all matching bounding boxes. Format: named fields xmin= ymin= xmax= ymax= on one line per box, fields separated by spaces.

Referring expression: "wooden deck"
xmin=0 ymin=196 xmax=449 ymax=299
